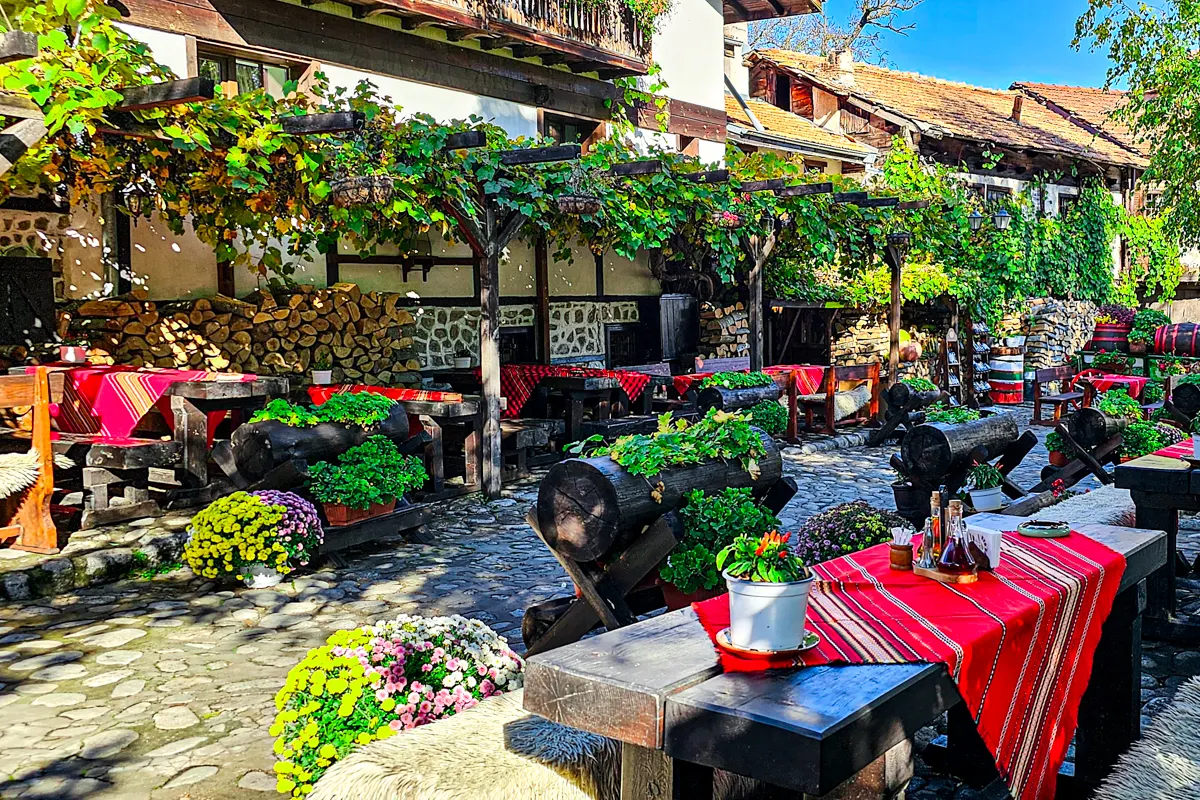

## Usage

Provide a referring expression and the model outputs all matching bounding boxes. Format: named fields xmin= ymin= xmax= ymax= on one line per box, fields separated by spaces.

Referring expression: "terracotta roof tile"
xmin=724 ymin=94 xmax=874 ymax=156
xmin=1011 ymin=82 xmax=1146 ymax=157
xmin=751 ymin=50 xmax=1146 ymax=169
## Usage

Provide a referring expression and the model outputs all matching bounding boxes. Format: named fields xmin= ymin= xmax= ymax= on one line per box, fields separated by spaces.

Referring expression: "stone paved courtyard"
xmin=0 ymin=406 xmax=1193 ymax=798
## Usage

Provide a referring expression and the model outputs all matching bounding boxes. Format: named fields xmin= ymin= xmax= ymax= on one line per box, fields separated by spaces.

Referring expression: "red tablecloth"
xmin=483 ymin=365 xmax=650 ymax=419
xmin=694 ymin=531 xmax=1125 ymax=800
xmin=1153 ymin=439 xmax=1194 ymax=459
xmin=307 ymin=385 xmax=463 ymax=405
xmin=1077 ymin=372 xmax=1147 ymax=399
xmin=673 ymin=365 xmax=826 ymax=397
xmin=32 ymin=366 xmax=256 ymax=439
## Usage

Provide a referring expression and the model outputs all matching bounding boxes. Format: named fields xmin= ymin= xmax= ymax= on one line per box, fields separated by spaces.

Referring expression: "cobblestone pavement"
xmin=0 ymin=405 xmax=1189 ymax=799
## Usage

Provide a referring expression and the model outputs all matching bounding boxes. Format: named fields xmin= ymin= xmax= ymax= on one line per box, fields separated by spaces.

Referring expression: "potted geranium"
xmin=717 ymin=531 xmax=813 ymax=652
xmin=311 ymin=354 xmax=333 ymax=386
xmin=182 ymin=490 xmax=323 ymax=587
xmin=658 ymin=488 xmax=780 ymax=610
xmin=966 ymin=463 xmax=1005 ymax=511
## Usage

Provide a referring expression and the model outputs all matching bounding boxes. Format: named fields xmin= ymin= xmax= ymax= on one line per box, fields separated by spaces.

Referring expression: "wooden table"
xmin=165 ymin=376 xmax=290 ymax=487
xmin=540 ymin=375 xmax=622 ymax=441
xmin=397 ymin=396 xmax=481 ymax=499
xmin=1115 ymin=452 xmax=1200 ymax=643
xmin=523 ymin=515 xmax=1165 ymax=800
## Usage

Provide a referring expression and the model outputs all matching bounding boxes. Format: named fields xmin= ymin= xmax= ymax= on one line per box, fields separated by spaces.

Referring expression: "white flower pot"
xmin=59 ymin=346 xmax=86 ymax=363
xmin=242 ymin=564 xmax=282 ymax=589
xmin=453 ymin=357 xmax=471 ymax=369
xmin=1193 ymin=436 xmax=1200 ymax=459
xmin=969 ymin=485 xmax=1005 ymax=512
xmin=312 ymin=369 xmax=333 ymax=385
xmin=724 ymin=570 xmax=814 ymax=652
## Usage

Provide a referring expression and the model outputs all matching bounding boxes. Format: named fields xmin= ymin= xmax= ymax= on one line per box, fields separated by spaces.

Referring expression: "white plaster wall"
xmin=723 ymin=23 xmax=749 ymax=97
xmin=950 ymin=172 xmax=1079 ymax=217
xmin=653 ymin=0 xmax=725 ymax=110
xmin=115 ymin=23 xmax=187 ymax=78
xmin=130 ymin=215 xmax=219 ymax=300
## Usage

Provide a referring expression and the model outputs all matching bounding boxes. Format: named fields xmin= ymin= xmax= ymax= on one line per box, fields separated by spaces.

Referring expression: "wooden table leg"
xmin=1069 ymin=579 xmax=1146 ymax=796
xmin=568 ymin=396 xmax=584 ymax=442
xmin=170 ymin=395 xmax=209 ymax=487
xmin=620 ymin=743 xmax=713 ymax=800
xmin=464 ymin=419 xmax=481 ymax=490
xmin=1134 ymin=497 xmax=1179 ymax=618
xmin=637 ymin=385 xmax=654 ymax=415
xmin=420 ymin=414 xmax=444 ymax=494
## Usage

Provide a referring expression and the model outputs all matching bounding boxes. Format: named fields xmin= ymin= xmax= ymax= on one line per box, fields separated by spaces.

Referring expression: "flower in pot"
xmin=311 ymin=354 xmax=333 ymax=386
xmin=966 ymin=463 xmax=1006 ymax=511
xmin=717 ymin=531 xmax=813 ymax=652
xmin=309 ymin=435 xmax=429 ymax=525
xmin=658 ymin=488 xmax=780 ymax=610
xmin=452 ymin=348 xmax=472 ymax=369
xmin=182 ymin=491 xmax=322 ymax=587
xmin=1092 ymin=349 xmax=1132 ymax=374
xmin=58 ymin=336 xmax=89 ymax=363
xmin=1044 ymin=430 xmax=1075 ymax=468
xmin=792 ymin=500 xmax=911 ymax=565
xmin=1127 ymin=328 xmax=1152 ymax=355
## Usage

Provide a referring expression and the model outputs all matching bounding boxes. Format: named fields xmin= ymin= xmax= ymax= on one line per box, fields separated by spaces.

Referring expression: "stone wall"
xmin=0 ymin=208 xmax=70 ymax=300
xmin=1006 ymin=298 xmax=1098 ymax=371
xmin=411 ymin=300 xmax=640 ymax=370
xmin=698 ymin=301 xmax=749 ymax=360
xmin=830 ymin=306 xmax=950 ymax=382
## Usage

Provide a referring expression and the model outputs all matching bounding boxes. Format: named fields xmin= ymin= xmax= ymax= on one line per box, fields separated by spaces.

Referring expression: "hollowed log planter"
xmin=1067 ymin=408 xmax=1129 ymax=449
xmin=900 ymin=414 xmax=1019 ymax=483
xmin=537 ymin=427 xmax=782 ymax=563
xmin=697 ymin=383 xmax=783 ymax=413
xmin=1093 ymin=323 xmax=1131 ymax=353
xmin=230 ymin=403 xmax=411 ymax=483
xmin=1173 ymin=382 xmax=1200 ymax=419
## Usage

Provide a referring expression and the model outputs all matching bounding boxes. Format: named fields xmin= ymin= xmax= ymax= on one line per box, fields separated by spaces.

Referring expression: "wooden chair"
xmin=1032 ymin=366 xmax=1086 ymax=426
xmin=798 ymin=364 xmax=881 ymax=435
xmin=0 ymin=367 xmax=57 ymax=553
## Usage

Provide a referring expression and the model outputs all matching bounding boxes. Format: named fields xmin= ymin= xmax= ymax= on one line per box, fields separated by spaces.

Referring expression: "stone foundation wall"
xmin=698 ymin=302 xmax=749 ymax=360
xmin=0 ymin=209 xmax=70 ymax=300
xmin=830 ymin=306 xmax=950 ymax=382
xmin=1002 ymin=299 xmax=1098 ymax=371
xmin=412 ymin=300 xmax=641 ymax=370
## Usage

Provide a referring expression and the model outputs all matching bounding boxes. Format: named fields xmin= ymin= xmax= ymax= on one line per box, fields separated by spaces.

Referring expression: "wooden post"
xmin=100 ymin=192 xmax=121 ymax=296
xmin=883 ymin=234 xmax=910 ymax=388
xmin=536 ymin=236 xmax=551 ymax=364
xmin=480 ymin=206 xmax=504 ymax=499
xmin=742 ymin=217 xmax=776 ymax=372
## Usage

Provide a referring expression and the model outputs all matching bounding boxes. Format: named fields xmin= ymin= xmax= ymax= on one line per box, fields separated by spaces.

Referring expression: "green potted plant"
xmin=453 ymin=348 xmax=472 ymax=369
xmin=966 ymin=463 xmax=1005 ymax=511
xmin=1092 ymin=349 xmax=1132 ymax=374
xmin=658 ymin=488 xmax=780 ymax=610
xmin=309 ymin=436 xmax=428 ymax=526
xmin=311 ymin=353 xmax=333 ymax=386
xmin=1129 ymin=308 xmax=1171 ymax=355
xmin=717 ymin=531 xmax=813 ymax=652
xmin=1119 ymin=420 xmax=1164 ymax=462
xmin=1045 ymin=430 xmax=1074 ymax=467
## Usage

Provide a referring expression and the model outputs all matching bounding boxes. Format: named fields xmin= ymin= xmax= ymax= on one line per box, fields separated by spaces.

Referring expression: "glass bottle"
xmin=917 ymin=516 xmax=938 ymax=570
xmin=929 ymin=491 xmax=943 ymax=559
xmin=938 ymin=500 xmax=978 ymax=576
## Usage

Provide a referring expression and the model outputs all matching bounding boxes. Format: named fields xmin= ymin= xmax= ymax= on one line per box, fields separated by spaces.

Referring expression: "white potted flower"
xmin=453 ymin=348 xmax=472 ymax=369
xmin=716 ymin=531 xmax=813 ymax=652
xmin=59 ymin=337 xmax=89 ymax=364
xmin=967 ymin=463 xmax=1005 ymax=512
xmin=311 ymin=354 xmax=333 ymax=385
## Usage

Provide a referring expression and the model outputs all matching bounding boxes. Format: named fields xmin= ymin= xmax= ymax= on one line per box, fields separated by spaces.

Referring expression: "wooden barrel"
xmin=1155 ymin=324 xmax=1200 ymax=357
xmin=1173 ymin=381 xmax=1200 ymax=418
xmin=1092 ymin=323 xmax=1131 ymax=353
xmin=989 ymin=354 xmax=1024 ymax=384
xmin=988 ymin=379 xmax=1024 ymax=405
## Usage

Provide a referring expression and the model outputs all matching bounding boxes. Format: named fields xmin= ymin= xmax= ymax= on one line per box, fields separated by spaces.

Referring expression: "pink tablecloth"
xmin=1153 ymin=440 xmax=1194 ymax=459
xmin=32 ymin=366 xmax=256 ymax=438
xmin=673 ymin=364 xmax=826 ymax=397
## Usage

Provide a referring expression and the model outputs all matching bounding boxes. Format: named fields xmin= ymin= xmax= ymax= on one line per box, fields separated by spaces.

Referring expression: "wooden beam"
xmin=847 ymin=197 xmax=900 ymax=208
xmin=833 ymin=191 xmax=869 ymax=204
xmin=444 ymin=130 xmax=487 ymax=150
xmin=278 ymin=111 xmax=364 ymax=135
xmin=677 ymin=169 xmax=729 ymax=184
xmin=536 ymin=236 xmax=551 ymax=364
xmin=497 ymin=143 xmax=581 ymax=166
xmin=114 ymin=77 xmax=215 ymax=112
xmin=740 ymin=178 xmax=786 ymax=193
xmin=898 ymin=200 xmax=932 ymax=210
xmin=0 ymin=119 xmax=48 ymax=178
xmin=605 ymin=160 xmax=662 ymax=177
xmin=0 ymin=31 xmax=37 ymax=65
xmin=0 ymin=92 xmax=44 ymax=121
xmin=776 ymin=182 xmax=834 ymax=198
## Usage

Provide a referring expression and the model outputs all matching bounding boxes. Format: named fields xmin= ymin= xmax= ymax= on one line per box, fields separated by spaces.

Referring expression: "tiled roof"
xmin=1011 ymin=82 xmax=1146 ymax=157
xmin=724 ymin=94 xmax=874 ymax=158
xmin=750 ymin=50 xmax=1147 ymax=169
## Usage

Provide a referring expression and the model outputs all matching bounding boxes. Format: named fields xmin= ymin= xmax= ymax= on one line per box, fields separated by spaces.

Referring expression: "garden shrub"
xmin=659 ymin=488 xmax=780 ymax=594
xmin=747 ymin=399 xmax=787 ymax=435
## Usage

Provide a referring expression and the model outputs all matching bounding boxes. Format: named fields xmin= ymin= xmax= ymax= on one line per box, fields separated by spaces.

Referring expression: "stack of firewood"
xmin=699 ymin=301 xmax=750 ymax=360
xmin=55 ymin=283 xmax=421 ymax=384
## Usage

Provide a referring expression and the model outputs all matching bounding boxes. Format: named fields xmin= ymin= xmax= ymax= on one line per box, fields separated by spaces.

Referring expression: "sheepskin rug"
xmin=798 ymin=383 xmax=874 ymax=423
xmin=1096 ymin=674 xmax=1200 ymax=799
xmin=309 ymin=690 xmax=620 ymax=800
xmin=1043 ymin=485 xmax=1135 ymax=528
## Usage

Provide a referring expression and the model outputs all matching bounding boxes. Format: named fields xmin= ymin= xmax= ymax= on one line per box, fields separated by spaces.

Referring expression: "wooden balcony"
xmin=724 ymin=0 xmax=822 ymax=24
xmin=342 ymin=0 xmax=652 ymax=77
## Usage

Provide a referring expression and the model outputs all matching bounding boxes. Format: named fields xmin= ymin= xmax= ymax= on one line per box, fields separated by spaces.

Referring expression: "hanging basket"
xmin=331 ymin=175 xmax=395 ymax=208
xmin=709 ymin=211 xmax=743 ymax=229
xmin=557 ymin=194 xmax=602 ymax=216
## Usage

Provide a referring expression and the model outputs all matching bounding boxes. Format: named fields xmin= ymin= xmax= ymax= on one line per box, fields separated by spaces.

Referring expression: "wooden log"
xmin=1067 ymin=408 xmax=1129 ymax=449
xmin=114 ymin=77 xmax=215 ymax=112
xmin=696 ymin=383 xmax=782 ymax=412
xmin=885 ymin=384 xmax=944 ymax=411
xmin=1172 ymin=382 xmax=1200 ymax=419
xmin=900 ymin=414 xmax=1019 ymax=480
xmin=229 ymin=403 xmax=410 ymax=482
xmin=537 ymin=428 xmax=782 ymax=563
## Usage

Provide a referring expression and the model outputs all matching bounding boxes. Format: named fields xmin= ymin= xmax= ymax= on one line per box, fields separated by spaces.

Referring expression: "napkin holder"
xmin=967 ymin=525 xmax=1002 ymax=571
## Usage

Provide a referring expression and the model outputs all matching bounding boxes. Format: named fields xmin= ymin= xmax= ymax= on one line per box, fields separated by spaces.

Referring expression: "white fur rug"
xmin=798 ymin=383 xmax=874 ymax=423
xmin=0 ymin=450 xmax=40 ymax=499
xmin=1096 ymin=674 xmax=1200 ymax=799
xmin=1044 ymin=485 xmax=1135 ymax=528
xmin=309 ymin=690 xmax=620 ymax=800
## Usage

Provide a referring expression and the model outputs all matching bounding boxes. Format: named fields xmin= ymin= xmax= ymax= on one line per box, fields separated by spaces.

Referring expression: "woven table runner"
xmin=694 ymin=531 xmax=1125 ymax=800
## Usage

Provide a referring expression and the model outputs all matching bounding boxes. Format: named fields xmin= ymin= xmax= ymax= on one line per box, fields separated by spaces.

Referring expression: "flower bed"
xmin=182 ymin=491 xmax=323 ymax=583
xmin=270 ymin=615 xmax=523 ymax=796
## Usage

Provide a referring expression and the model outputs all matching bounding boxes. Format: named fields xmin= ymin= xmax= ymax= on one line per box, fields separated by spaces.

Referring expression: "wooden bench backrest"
xmin=696 ymin=356 xmax=751 ymax=373
xmin=623 ymin=362 xmax=672 ymax=377
xmin=825 ymin=363 xmax=879 ymax=392
xmin=1035 ymin=366 xmax=1074 ymax=383
xmin=0 ymin=367 xmax=56 ymax=553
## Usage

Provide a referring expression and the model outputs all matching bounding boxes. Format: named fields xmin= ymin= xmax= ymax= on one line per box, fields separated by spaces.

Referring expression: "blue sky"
xmin=859 ymin=0 xmax=1117 ymax=90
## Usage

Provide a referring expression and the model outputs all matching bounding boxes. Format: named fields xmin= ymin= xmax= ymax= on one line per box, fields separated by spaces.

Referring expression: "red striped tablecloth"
xmin=32 ymin=366 xmax=256 ymax=438
xmin=307 ymin=385 xmax=463 ymax=405
xmin=695 ymin=531 xmax=1125 ymax=800
xmin=1077 ymin=372 xmax=1147 ymax=399
xmin=673 ymin=365 xmax=826 ymax=397
xmin=1153 ymin=439 xmax=1194 ymax=459
xmin=482 ymin=365 xmax=650 ymax=419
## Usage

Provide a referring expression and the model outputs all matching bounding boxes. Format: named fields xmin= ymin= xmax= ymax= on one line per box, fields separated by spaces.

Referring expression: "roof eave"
xmin=727 ymin=123 xmax=874 ymax=162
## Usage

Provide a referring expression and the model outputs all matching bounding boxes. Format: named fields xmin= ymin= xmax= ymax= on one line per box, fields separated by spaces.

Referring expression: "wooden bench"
xmin=798 ymin=363 xmax=880 ymax=435
xmin=0 ymin=367 xmax=57 ymax=553
xmin=73 ymin=436 xmax=183 ymax=529
xmin=1032 ymin=365 xmax=1086 ymax=426
xmin=500 ymin=420 xmax=548 ymax=478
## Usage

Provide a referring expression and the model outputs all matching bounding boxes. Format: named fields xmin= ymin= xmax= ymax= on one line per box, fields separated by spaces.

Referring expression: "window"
xmin=499 ymin=327 xmax=537 ymax=365
xmin=542 ymin=113 xmax=600 ymax=151
xmin=773 ymin=73 xmax=792 ymax=111
xmin=985 ymin=185 xmax=1012 ymax=205
xmin=197 ymin=50 xmax=293 ymax=98
xmin=1058 ymin=192 xmax=1079 ymax=216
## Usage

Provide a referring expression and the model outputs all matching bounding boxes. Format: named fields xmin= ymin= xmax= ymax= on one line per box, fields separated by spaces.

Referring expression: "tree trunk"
xmin=1067 ymin=408 xmax=1130 ymax=449
xmin=230 ymin=403 xmax=410 ymax=482
xmin=537 ymin=428 xmax=782 ymax=562
xmin=697 ymin=383 xmax=782 ymax=413
xmin=900 ymin=414 xmax=1019 ymax=480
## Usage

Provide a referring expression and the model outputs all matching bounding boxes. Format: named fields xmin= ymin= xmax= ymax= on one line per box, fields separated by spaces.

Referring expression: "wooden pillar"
xmin=748 ymin=254 xmax=764 ymax=371
xmin=536 ymin=236 xmax=551 ymax=364
xmin=480 ymin=206 xmax=503 ymax=499
xmin=100 ymin=192 xmax=121 ymax=296
xmin=884 ymin=242 xmax=904 ymax=388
